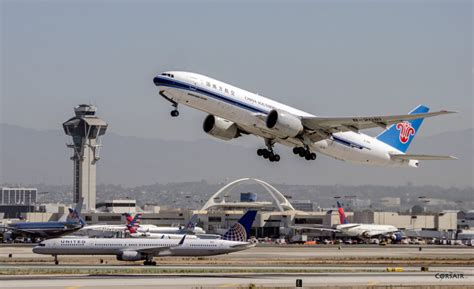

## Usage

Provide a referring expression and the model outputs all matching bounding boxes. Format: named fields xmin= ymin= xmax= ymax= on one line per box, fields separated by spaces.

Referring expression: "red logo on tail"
xmin=396 ymin=121 xmax=415 ymax=144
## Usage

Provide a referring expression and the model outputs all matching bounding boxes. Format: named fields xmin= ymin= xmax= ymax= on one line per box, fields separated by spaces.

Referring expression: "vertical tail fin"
xmin=337 ymin=201 xmax=349 ymax=225
xmin=126 ymin=213 xmax=142 ymax=233
xmin=376 ymin=105 xmax=429 ymax=153
xmin=180 ymin=215 xmax=198 ymax=234
xmin=66 ymin=197 xmax=86 ymax=226
xmin=123 ymin=213 xmax=134 ymax=225
xmin=222 ymin=210 xmax=257 ymax=242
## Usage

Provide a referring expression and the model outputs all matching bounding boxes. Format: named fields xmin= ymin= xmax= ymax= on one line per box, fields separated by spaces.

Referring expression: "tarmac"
xmin=0 ymin=245 xmax=472 ymax=288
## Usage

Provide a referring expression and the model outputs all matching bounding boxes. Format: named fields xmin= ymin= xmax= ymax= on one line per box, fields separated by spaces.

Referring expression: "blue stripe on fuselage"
xmin=332 ymin=135 xmax=370 ymax=150
xmin=154 ymin=76 xmax=268 ymax=114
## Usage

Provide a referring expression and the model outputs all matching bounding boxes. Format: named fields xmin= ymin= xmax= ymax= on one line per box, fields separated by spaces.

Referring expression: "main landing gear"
xmin=257 ymin=148 xmax=280 ymax=162
xmin=53 ymin=254 xmax=59 ymax=265
xmin=257 ymin=139 xmax=280 ymax=162
xmin=293 ymin=146 xmax=316 ymax=160
xmin=144 ymin=257 xmax=157 ymax=266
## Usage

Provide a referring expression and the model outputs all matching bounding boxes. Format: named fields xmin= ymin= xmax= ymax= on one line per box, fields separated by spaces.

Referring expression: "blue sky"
xmin=1 ymin=0 xmax=472 ymax=141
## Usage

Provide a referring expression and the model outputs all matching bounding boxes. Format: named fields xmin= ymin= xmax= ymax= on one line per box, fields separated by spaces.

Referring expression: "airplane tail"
xmin=123 ymin=213 xmax=134 ymax=225
xmin=179 ymin=215 xmax=198 ymax=234
xmin=222 ymin=210 xmax=257 ymax=242
xmin=66 ymin=198 xmax=86 ymax=226
xmin=126 ymin=213 xmax=142 ymax=234
xmin=337 ymin=201 xmax=349 ymax=225
xmin=376 ymin=105 xmax=429 ymax=153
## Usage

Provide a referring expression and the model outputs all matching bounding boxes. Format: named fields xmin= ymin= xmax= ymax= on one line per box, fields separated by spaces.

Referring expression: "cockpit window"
xmin=161 ymin=73 xmax=174 ymax=78
xmin=39 ymin=243 xmax=46 ymax=247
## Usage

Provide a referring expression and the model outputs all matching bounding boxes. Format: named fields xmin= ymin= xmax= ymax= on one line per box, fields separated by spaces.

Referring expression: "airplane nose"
xmin=153 ymin=77 xmax=160 ymax=86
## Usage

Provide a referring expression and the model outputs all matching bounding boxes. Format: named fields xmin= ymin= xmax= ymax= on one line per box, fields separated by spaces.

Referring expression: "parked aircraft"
xmin=333 ymin=201 xmax=401 ymax=241
xmin=294 ymin=202 xmax=401 ymax=241
xmin=132 ymin=214 xmax=206 ymax=235
xmin=33 ymin=210 xmax=257 ymax=265
xmin=154 ymin=71 xmax=456 ymax=166
xmin=76 ymin=213 xmax=141 ymax=237
xmin=6 ymin=198 xmax=85 ymax=240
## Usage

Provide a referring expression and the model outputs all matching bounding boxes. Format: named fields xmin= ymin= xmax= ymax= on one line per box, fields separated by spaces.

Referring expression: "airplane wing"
xmin=135 ymin=245 xmax=176 ymax=255
xmin=135 ymin=235 xmax=186 ymax=255
xmin=389 ymin=154 xmax=457 ymax=160
xmin=301 ymin=110 xmax=456 ymax=134
xmin=291 ymin=225 xmax=340 ymax=232
xmin=363 ymin=229 xmax=400 ymax=238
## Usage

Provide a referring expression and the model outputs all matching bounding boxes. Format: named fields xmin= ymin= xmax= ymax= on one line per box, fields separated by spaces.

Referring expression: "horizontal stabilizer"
xmin=389 ymin=154 xmax=458 ymax=160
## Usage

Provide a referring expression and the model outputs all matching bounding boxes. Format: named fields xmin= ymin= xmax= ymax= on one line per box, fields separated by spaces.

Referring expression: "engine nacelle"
xmin=265 ymin=110 xmax=303 ymax=138
xmin=117 ymin=250 xmax=144 ymax=261
xmin=391 ymin=232 xmax=402 ymax=242
xmin=203 ymin=115 xmax=239 ymax=141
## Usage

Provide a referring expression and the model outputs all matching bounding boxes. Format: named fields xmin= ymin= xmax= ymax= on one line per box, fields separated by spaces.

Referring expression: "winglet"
xmin=178 ymin=234 xmax=186 ymax=245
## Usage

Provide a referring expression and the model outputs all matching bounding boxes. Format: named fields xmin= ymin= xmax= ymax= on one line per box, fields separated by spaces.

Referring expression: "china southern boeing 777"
xmin=154 ymin=71 xmax=456 ymax=167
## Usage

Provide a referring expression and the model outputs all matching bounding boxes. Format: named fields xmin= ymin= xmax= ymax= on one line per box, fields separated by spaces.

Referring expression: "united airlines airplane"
xmin=154 ymin=72 xmax=456 ymax=166
xmin=33 ymin=211 xmax=257 ymax=266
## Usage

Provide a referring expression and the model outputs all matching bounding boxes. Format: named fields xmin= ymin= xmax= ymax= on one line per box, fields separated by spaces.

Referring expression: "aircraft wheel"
xmin=274 ymin=154 xmax=280 ymax=162
xmin=299 ymin=150 xmax=306 ymax=158
xmin=305 ymin=154 xmax=312 ymax=160
xmin=55 ymin=260 xmax=59 ymax=265
xmin=170 ymin=110 xmax=179 ymax=117
xmin=257 ymin=149 xmax=264 ymax=156
xmin=152 ymin=261 xmax=157 ymax=266
xmin=292 ymin=147 xmax=300 ymax=154
xmin=262 ymin=150 xmax=269 ymax=159
xmin=310 ymin=153 xmax=317 ymax=160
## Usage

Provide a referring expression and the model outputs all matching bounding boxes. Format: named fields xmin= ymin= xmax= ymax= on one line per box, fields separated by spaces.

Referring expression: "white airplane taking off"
xmin=154 ymin=72 xmax=456 ymax=167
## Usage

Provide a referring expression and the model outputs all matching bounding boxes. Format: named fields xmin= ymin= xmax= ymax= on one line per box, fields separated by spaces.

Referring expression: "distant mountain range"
xmin=0 ymin=123 xmax=472 ymax=187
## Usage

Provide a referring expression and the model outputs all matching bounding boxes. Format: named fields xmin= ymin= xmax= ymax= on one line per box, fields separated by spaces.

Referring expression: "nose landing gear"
xmin=293 ymin=146 xmax=316 ymax=160
xmin=160 ymin=90 xmax=180 ymax=117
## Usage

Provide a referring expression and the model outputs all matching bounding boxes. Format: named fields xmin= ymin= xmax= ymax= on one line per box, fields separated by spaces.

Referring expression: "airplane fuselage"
xmin=337 ymin=223 xmax=399 ymax=238
xmin=33 ymin=237 xmax=252 ymax=258
xmin=154 ymin=72 xmax=418 ymax=167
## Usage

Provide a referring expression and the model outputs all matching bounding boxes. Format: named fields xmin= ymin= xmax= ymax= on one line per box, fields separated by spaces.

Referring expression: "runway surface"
xmin=1 ymin=245 xmax=472 ymax=288
xmin=1 ymin=244 xmax=473 ymax=261
xmin=0 ymin=270 xmax=472 ymax=289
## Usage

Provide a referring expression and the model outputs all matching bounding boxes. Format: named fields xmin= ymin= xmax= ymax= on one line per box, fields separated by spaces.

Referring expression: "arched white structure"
xmin=201 ymin=178 xmax=295 ymax=212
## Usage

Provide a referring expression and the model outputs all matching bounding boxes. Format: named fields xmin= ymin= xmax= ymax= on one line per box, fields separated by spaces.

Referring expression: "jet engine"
xmin=265 ymin=110 xmax=303 ymax=138
xmin=391 ymin=232 xmax=402 ymax=242
xmin=117 ymin=250 xmax=144 ymax=261
xmin=203 ymin=115 xmax=239 ymax=141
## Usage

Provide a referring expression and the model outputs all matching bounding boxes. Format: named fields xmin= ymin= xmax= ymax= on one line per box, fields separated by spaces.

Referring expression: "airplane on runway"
xmin=154 ymin=71 xmax=456 ymax=166
xmin=6 ymin=198 xmax=85 ymax=240
xmin=294 ymin=202 xmax=401 ymax=242
xmin=33 ymin=210 xmax=257 ymax=265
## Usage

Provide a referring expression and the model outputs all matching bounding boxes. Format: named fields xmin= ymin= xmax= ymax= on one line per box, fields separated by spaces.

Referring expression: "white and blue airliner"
xmin=154 ymin=71 xmax=456 ymax=167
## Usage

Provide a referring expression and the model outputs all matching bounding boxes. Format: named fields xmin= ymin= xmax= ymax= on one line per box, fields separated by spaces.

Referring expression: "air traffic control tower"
xmin=63 ymin=104 xmax=108 ymax=211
